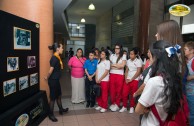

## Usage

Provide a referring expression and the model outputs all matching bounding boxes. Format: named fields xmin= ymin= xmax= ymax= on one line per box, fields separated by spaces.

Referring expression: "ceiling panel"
xmin=66 ymin=0 xmax=123 ymax=24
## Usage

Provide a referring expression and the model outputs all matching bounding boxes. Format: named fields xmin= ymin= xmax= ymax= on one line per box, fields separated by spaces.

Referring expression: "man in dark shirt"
xmin=68 ymin=48 xmax=74 ymax=59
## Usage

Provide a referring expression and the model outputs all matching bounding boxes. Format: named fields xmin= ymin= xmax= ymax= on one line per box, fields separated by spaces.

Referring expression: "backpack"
xmin=135 ymin=66 xmax=152 ymax=103
xmin=151 ymin=95 xmax=189 ymax=126
xmin=138 ymin=66 xmax=152 ymax=88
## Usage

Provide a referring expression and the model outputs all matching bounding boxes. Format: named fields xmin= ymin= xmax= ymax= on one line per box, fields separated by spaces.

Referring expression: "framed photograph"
xmin=3 ymin=78 xmax=16 ymax=97
xmin=7 ymin=57 xmax=19 ymax=72
xmin=30 ymin=73 xmax=38 ymax=86
xmin=27 ymin=56 xmax=36 ymax=68
xmin=19 ymin=75 xmax=29 ymax=90
xmin=14 ymin=27 xmax=31 ymax=50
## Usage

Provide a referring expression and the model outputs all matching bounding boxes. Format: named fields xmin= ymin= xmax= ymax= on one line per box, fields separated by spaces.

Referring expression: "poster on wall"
xmin=19 ymin=76 xmax=29 ymax=91
xmin=14 ymin=27 xmax=31 ymax=50
xmin=27 ymin=56 xmax=36 ymax=68
xmin=30 ymin=73 xmax=38 ymax=86
xmin=3 ymin=78 xmax=16 ymax=97
xmin=7 ymin=57 xmax=19 ymax=72
xmin=0 ymin=10 xmax=40 ymax=119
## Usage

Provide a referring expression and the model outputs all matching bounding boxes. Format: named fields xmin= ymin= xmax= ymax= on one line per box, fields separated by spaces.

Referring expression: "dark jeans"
xmin=85 ymin=76 xmax=96 ymax=104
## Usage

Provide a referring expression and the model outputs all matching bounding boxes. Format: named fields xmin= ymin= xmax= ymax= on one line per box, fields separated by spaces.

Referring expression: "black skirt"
xmin=48 ymin=79 xmax=62 ymax=100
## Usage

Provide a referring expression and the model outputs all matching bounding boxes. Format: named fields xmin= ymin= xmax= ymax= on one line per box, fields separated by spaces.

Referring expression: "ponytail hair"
xmin=150 ymin=40 xmax=182 ymax=115
xmin=48 ymin=43 xmax=61 ymax=52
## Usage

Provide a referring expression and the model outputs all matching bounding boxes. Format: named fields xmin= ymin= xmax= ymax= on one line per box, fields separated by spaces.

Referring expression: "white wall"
xmin=66 ymin=40 xmax=85 ymax=55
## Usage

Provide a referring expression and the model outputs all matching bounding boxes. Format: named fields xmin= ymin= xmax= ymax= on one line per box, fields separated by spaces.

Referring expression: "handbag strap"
xmin=77 ymin=56 xmax=84 ymax=65
xmin=150 ymin=105 xmax=164 ymax=126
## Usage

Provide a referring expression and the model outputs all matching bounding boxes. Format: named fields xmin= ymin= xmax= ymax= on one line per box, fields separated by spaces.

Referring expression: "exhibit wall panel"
xmin=0 ymin=10 xmax=40 ymax=113
xmin=0 ymin=0 xmax=54 ymax=99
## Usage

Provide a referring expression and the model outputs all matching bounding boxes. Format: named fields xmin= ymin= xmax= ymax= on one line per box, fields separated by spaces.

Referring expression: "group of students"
xmin=45 ymin=20 xmax=194 ymax=126
xmin=83 ymin=44 xmax=144 ymax=114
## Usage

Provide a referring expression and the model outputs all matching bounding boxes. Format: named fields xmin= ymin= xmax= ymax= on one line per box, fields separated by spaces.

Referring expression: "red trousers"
xmin=109 ymin=73 xmax=124 ymax=106
xmin=96 ymin=81 xmax=109 ymax=109
xmin=122 ymin=80 xmax=138 ymax=107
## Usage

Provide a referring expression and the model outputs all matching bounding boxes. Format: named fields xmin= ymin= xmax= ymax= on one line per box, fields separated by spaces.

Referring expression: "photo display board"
xmin=0 ymin=10 xmax=40 ymax=113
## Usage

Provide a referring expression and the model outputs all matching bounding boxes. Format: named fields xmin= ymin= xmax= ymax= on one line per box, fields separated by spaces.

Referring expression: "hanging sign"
xmin=169 ymin=4 xmax=191 ymax=16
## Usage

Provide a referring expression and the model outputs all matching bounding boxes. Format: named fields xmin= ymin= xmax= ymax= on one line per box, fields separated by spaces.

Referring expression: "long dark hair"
xmin=48 ymin=43 xmax=61 ymax=52
xmin=150 ymin=40 xmax=182 ymax=115
xmin=114 ymin=43 xmax=123 ymax=63
xmin=98 ymin=50 xmax=110 ymax=64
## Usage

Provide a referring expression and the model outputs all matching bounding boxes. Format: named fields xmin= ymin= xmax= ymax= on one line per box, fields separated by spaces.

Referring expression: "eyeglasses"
xmin=115 ymin=48 xmax=120 ymax=49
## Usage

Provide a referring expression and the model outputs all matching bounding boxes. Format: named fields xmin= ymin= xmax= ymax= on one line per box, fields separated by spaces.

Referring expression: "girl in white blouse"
xmin=95 ymin=50 xmax=110 ymax=113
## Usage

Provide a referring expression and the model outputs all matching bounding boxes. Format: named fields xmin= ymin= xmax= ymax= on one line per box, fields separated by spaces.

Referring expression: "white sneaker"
xmin=119 ymin=106 xmax=127 ymax=113
xmin=100 ymin=108 xmax=107 ymax=113
xmin=111 ymin=104 xmax=119 ymax=112
xmin=95 ymin=106 xmax=102 ymax=111
xmin=109 ymin=104 xmax=115 ymax=110
xmin=129 ymin=107 xmax=134 ymax=113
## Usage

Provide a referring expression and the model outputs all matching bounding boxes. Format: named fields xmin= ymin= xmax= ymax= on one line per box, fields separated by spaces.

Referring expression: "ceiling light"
xmin=81 ymin=18 xmax=85 ymax=23
xmin=88 ymin=3 xmax=95 ymax=10
xmin=117 ymin=21 xmax=123 ymax=25
xmin=77 ymin=26 xmax=80 ymax=29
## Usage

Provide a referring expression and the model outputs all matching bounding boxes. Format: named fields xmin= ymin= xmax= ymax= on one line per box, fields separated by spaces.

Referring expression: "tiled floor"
xmin=39 ymin=98 xmax=140 ymax=126
xmin=39 ymin=58 xmax=140 ymax=126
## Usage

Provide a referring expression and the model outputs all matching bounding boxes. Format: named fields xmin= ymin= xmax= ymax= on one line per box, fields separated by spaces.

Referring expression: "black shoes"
xmin=48 ymin=114 xmax=58 ymax=122
xmin=86 ymin=102 xmax=95 ymax=108
xmin=86 ymin=102 xmax=90 ymax=108
xmin=59 ymin=108 xmax=69 ymax=115
xmin=90 ymin=103 xmax=95 ymax=108
xmin=62 ymin=108 xmax=69 ymax=112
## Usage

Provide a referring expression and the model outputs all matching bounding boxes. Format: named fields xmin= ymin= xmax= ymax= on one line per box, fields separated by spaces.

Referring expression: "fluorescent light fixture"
xmin=88 ymin=3 xmax=95 ymax=10
xmin=81 ymin=18 xmax=85 ymax=23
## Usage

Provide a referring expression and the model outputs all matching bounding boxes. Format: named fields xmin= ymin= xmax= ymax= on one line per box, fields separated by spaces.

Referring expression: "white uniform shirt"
xmin=138 ymin=55 xmax=144 ymax=66
xmin=139 ymin=76 xmax=168 ymax=126
xmin=110 ymin=54 xmax=127 ymax=75
xmin=126 ymin=58 xmax=142 ymax=80
xmin=97 ymin=60 xmax=110 ymax=81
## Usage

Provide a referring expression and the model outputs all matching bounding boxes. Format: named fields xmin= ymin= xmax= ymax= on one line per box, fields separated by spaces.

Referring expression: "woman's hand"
xmin=187 ymin=75 xmax=194 ymax=81
xmin=111 ymin=64 xmax=116 ymax=67
xmin=125 ymin=79 xmax=131 ymax=83
xmin=133 ymin=92 xmax=137 ymax=98
xmin=96 ymin=79 xmax=101 ymax=84
xmin=143 ymin=107 xmax=150 ymax=114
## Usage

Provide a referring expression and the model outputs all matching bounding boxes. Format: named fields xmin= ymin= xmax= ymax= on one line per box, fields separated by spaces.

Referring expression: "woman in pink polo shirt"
xmin=68 ymin=48 xmax=86 ymax=103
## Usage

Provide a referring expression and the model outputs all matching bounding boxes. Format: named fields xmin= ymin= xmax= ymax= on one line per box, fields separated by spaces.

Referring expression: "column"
xmin=0 ymin=0 xmax=54 ymax=98
xmin=137 ymin=0 xmax=151 ymax=54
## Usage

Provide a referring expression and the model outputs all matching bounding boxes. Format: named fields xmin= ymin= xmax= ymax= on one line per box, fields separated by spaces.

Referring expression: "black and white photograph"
xmin=27 ymin=56 xmax=36 ymax=68
xmin=7 ymin=57 xmax=19 ymax=72
xmin=14 ymin=27 xmax=31 ymax=50
xmin=3 ymin=78 xmax=16 ymax=97
xmin=19 ymin=75 xmax=29 ymax=90
xmin=30 ymin=73 xmax=38 ymax=86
